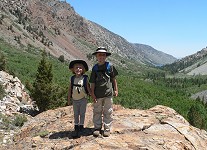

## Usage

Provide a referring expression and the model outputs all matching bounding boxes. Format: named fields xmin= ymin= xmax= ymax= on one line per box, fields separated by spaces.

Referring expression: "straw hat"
xmin=92 ymin=47 xmax=111 ymax=56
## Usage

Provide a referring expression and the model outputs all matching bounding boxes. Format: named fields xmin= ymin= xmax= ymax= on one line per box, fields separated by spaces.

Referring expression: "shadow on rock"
xmin=49 ymin=127 xmax=93 ymax=139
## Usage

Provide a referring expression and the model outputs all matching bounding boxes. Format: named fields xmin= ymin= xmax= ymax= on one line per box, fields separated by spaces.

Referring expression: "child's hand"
xmin=93 ymin=98 xmax=97 ymax=103
xmin=114 ymin=90 xmax=118 ymax=97
xmin=91 ymin=94 xmax=97 ymax=103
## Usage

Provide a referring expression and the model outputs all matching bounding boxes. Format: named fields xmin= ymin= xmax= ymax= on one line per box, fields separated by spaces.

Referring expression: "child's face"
xmin=96 ymin=53 xmax=106 ymax=64
xmin=73 ymin=64 xmax=84 ymax=76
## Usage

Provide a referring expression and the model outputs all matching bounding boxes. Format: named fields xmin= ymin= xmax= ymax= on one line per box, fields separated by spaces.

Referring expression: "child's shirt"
xmin=72 ymin=75 xmax=87 ymax=100
xmin=89 ymin=62 xmax=118 ymax=98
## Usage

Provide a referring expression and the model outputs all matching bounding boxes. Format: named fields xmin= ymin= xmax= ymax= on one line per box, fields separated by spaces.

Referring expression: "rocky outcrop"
xmin=2 ymin=104 xmax=207 ymax=150
xmin=0 ymin=71 xmax=37 ymax=116
xmin=0 ymin=71 xmax=38 ymax=147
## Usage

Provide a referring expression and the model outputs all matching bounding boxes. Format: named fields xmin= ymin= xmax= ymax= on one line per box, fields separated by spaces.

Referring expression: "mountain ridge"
xmin=162 ymin=47 xmax=207 ymax=75
xmin=0 ymin=0 xmax=176 ymax=67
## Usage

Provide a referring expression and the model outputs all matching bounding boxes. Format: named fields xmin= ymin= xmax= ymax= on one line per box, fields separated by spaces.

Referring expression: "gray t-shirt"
xmin=89 ymin=62 xmax=118 ymax=98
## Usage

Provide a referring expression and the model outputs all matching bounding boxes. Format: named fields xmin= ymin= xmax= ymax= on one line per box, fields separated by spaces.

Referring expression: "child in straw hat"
xmin=68 ymin=60 xmax=91 ymax=137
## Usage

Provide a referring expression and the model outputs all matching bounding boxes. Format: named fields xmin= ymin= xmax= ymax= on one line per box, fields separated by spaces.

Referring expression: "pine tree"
xmin=187 ymin=102 xmax=207 ymax=130
xmin=32 ymin=51 xmax=53 ymax=112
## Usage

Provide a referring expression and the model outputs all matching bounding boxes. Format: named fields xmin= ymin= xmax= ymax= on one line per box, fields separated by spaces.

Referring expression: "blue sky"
xmin=67 ymin=0 xmax=207 ymax=58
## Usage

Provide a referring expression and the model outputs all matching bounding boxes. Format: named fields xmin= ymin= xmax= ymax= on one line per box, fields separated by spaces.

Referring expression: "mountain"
xmin=0 ymin=0 xmax=176 ymax=67
xmin=162 ymin=47 xmax=207 ymax=75
xmin=134 ymin=44 xmax=176 ymax=66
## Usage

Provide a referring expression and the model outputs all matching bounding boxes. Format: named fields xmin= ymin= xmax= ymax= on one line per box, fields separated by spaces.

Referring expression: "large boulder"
xmin=0 ymin=71 xmax=38 ymax=146
xmin=2 ymin=104 xmax=207 ymax=150
xmin=0 ymin=71 xmax=37 ymax=116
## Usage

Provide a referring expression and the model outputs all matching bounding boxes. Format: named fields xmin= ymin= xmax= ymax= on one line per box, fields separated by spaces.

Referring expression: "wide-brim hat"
xmin=92 ymin=47 xmax=111 ymax=56
xmin=69 ymin=60 xmax=89 ymax=71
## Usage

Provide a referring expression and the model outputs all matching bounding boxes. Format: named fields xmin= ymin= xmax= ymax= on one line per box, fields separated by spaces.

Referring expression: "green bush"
xmin=0 ymin=113 xmax=27 ymax=130
xmin=58 ymin=55 xmax=64 ymax=62
xmin=35 ymin=130 xmax=50 ymax=137
xmin=12 ymin=114 xmax=27 ymax=127
xmin=0 ymin=113 xmax=10 ymax=130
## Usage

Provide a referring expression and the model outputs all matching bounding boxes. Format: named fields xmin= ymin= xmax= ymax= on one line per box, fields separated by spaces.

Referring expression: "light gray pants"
xmin=73 ymin=98 xmax=87 ymax=125
xmin=93 ymin=97 xmax=113 ymax=131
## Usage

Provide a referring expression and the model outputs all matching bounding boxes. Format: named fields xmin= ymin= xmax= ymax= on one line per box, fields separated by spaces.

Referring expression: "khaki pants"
xmin=93 ymin=97 xmax=113 ymax=131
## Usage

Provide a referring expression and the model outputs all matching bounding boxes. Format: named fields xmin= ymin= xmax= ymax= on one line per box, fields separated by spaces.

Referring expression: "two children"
xmin=68 ymin=47 xmax=118 ymax=137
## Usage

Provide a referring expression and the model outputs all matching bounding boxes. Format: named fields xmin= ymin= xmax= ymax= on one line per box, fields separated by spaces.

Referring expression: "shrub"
xmin=58 ymin=55 xmax=64 ymax=62
xmin=0 ymin=113 xmax=10 ymax=130
xmin=35 ymin=130 xmax=50 ymax=137
xmin=12 ymin=114 xmax=27 ymax=127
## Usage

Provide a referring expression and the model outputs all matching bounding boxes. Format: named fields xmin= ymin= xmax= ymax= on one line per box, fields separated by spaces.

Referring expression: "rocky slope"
xmin=0 ymin=71 xmax=37 ymax=115
xmin=0 ymin=0 xmax=176 ymax=66
xmin=0 ymin=71 xmax=38 ymax=147
xmin=1 ymin=104 xmax=207 ymax=149
xmin=163 ymin=47 xmax=207 ymax=75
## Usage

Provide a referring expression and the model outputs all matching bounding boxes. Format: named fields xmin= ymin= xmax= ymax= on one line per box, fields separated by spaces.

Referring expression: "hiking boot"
xmin=103 ymin=130 xmax=110 ymax=137
xmin=72 ymin=125 xmax=79 ymax=138
xmin=79 ymin=125 xmax=84 ymax=135
xmin=93 ymin=129 xmax=101 ymax=137
xmin=79 ymin=125 xmax=84 ymax=132
xmin=72 ymin=130 xmax=79 ymax=138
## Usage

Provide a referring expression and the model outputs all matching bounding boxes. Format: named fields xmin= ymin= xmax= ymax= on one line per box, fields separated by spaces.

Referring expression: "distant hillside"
xmin=134 ymin=44 xmax=176 ymax=66
xmin=162 ymin=47 xmax=207 ymax=75
xmin=0 ymin=0 xmax=176 ymax=67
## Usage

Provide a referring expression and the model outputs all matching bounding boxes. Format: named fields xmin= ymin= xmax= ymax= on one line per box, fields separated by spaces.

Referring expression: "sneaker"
xmin=103 ymin=130 xmax=110 ymax=137
xmin=93 ymin=129 xmax=101 ymax=137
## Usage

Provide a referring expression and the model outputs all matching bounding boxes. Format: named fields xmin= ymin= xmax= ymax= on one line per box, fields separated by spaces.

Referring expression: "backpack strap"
xmin=92 ymin=62 xmax=111 ymax=74
xmin=105 ymin=62 xmax=111 ymax=74
xmin=83 ymin=74 xmax=89 ymax=95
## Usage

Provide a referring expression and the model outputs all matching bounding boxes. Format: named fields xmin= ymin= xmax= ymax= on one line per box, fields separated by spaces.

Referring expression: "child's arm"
xmin=90 ymin=83 xmax=97 ymax=103
xmin=68 ymin=82 xmax=72 ymax=105
xmin=112 ymin=78 xmax=118 ymax=97
xmin=86 ymin=78 xmax=92 ymax=96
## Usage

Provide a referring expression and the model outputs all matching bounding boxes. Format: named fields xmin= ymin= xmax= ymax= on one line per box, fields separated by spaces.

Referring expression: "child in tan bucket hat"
xmin=89 ymin=47 xmax=118 ymax=137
